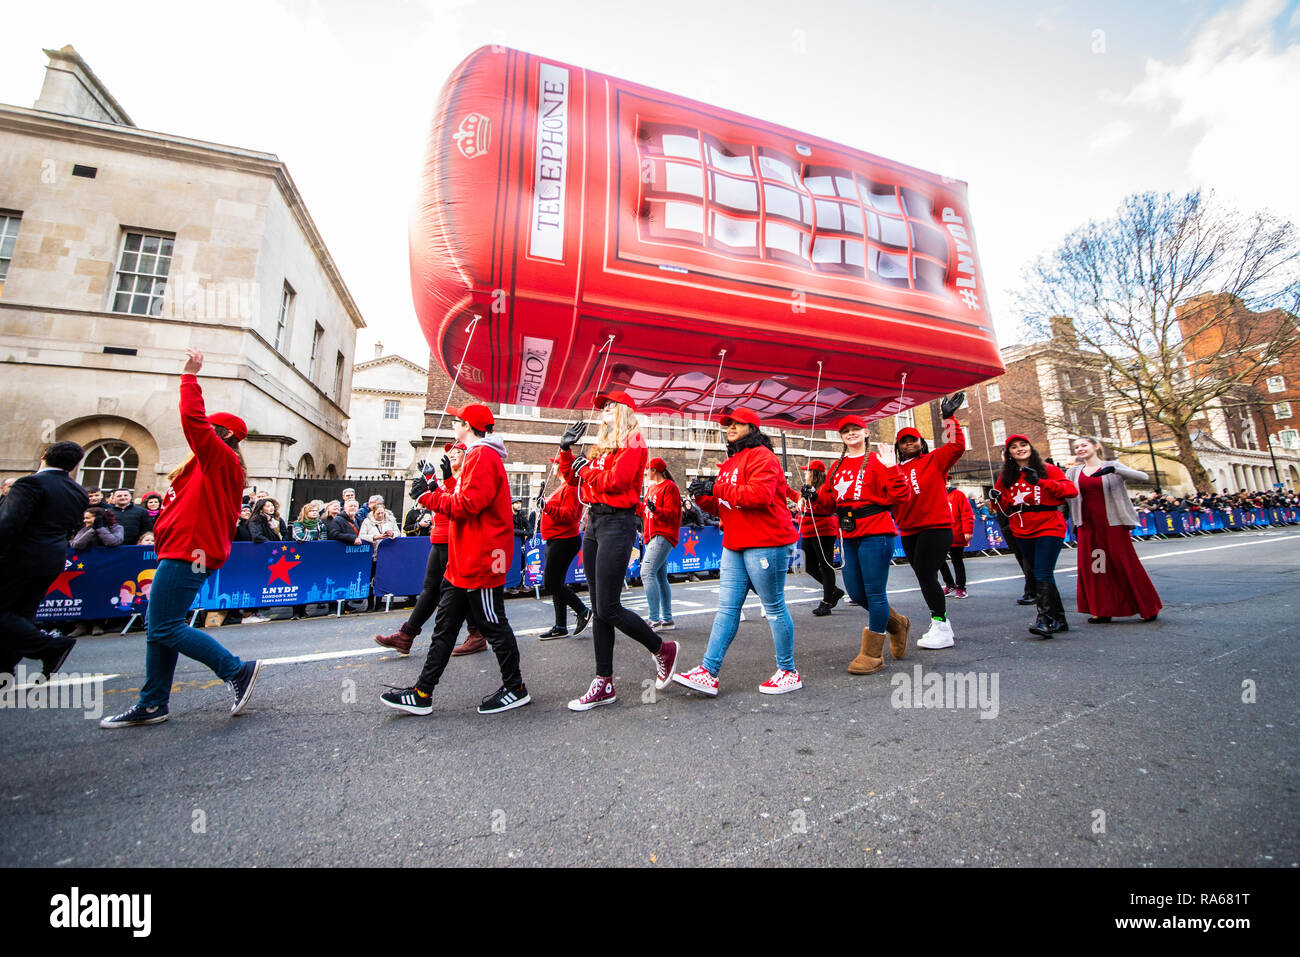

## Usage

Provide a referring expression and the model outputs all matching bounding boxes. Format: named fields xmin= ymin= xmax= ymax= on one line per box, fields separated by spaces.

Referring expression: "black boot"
xmin=1048 ymin=583 xmax=1069 ymax=633
xmin=1017 ymin=569 xmax=1037 ymax=605
xmin=1028 ymin=581 xmax=1053 ymax=638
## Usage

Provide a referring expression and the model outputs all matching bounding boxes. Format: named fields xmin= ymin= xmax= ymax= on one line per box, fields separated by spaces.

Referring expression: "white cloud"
xmin=1126 ymin=0 xmax=1300 ymax=222
xmin=1088 ymin=119 xmax=1134 ymax=155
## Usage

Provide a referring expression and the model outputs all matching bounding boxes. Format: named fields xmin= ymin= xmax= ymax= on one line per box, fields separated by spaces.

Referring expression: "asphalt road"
xmin=2 ymin=528 xmax=1297 ymax=867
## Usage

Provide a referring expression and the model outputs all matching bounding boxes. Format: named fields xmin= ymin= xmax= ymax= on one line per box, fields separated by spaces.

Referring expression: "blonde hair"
xmin=588 ymin=403 xmax=642 ymax=459
xmin=298 ymin=502 xmax=321 ymax=522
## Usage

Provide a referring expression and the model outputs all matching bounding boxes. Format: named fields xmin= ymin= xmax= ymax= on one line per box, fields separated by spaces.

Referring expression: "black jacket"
xmin=0 ymin=468 xmax=90 ymax=569
xmin=326 ymin=513 xmax=361 ymax=544
xmin=249 ymin=514 xmax=287 ymax=543
xmin=108 ymin=502 xmax=152 ymax=545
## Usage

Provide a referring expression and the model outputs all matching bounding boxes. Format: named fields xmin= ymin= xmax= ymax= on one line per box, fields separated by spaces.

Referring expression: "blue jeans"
xmin=702 ymin=545 xmax=795 ymax=675
xmin=139 ymin=559 xmax=244 ymax=708
xmin=1017 ymin=535 xmax=1064 ymax=589
xmin=840 ymin=533 xmax=895 ymax=633
xmin=641 ymin=535 xmax=674 ymax=622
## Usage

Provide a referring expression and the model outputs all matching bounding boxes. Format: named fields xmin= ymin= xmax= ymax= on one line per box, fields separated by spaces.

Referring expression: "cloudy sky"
xmin=2 ymin=0 xmax=1297 ymax=365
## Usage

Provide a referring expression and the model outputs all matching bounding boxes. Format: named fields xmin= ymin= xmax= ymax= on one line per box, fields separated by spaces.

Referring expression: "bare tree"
xmin=1015 ymin=191 xmax=1300 ymax=493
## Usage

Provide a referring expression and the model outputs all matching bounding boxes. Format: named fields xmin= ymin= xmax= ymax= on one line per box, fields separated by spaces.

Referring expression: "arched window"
xmin=80 ymin=440 xmax=139 ymax=491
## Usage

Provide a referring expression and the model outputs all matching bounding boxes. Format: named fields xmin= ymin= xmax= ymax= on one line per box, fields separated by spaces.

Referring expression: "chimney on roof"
xmin=33 ymin=45 xmax=135 ymax=126
xmin=1049 ymin=315 xmax=1078 ymax=348
xmin=374 ymin=341 xmax=384 ymax=359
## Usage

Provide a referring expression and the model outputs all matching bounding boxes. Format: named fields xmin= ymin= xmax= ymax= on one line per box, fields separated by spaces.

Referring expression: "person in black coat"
xmin=106 ymin=488 xmax=151 ymax=545
xmin=0 ymin=442 xmax=88 ymax=677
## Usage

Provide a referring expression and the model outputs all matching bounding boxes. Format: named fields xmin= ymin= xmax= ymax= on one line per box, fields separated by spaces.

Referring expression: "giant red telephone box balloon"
xmin=411 ymin=46 xmax=1003 ymax=427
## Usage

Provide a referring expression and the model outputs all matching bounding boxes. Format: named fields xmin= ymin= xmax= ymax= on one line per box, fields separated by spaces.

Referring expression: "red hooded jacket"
xmin=808 ymin=453 xmax=901 ymax=538
xmin=696 ymin=444 xmax=797 ymax=550
xmin=640 ymin=479 xmax=682 ymax=547
xmin=541 ymin=476 xmax=582 ymax=540
xmin=558 ymin=438 xmax=647 ymax=509
xmin=993 ymin=464 xmax=1077 ymax=538
xmin=419 ymin=435 xmax=513 ymax=589
xmin=947 ymin=488 xmax=975 ymax=543
xmin=153 ymin=375 xmax=244 ymax=570
xmin=888 ymin=420 xmax=966 ymax=534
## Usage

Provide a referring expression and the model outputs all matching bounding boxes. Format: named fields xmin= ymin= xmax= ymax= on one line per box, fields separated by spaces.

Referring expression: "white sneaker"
xmin=916 ymin=617 xmax=954 ymax=649
xmin=654 ymin=620 xmax=676 ymax=631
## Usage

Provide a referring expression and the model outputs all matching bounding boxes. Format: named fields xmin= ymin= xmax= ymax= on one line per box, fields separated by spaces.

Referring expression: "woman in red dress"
xmin=1066 ymin=437 xmax=1162 ymax=623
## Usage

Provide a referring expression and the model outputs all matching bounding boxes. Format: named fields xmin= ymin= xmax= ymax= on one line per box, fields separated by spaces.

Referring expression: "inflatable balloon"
xmin=411 ymin=46 xmax=1003 ymax=427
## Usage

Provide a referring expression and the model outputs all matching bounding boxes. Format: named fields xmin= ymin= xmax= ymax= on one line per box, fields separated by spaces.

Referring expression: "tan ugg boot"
xmin=848 ymin=628 xmax=887 ymax=675
xmin=887 ymin=607 xmax=911 ymax=659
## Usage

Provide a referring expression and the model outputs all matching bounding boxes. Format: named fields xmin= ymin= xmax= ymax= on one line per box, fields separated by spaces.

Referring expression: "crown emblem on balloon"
xmin=453 ymin=112 xmax=492 ymax=159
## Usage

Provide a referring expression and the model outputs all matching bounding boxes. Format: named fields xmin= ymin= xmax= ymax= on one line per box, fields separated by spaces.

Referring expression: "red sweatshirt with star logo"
xmin=992 ymin=464 xmax=1077 ymax=538
xmin=887 ymin=420 xmax=966 ymax=534
xmin=640 ymin=479 xmax=682 ymax=547
xmin=558 ymin=439 xmax=647 ymax=509
xmin=695 ymin=445 xmax=797 ymax=550
xmin=807 ymin=453 xmax=901 ymax=538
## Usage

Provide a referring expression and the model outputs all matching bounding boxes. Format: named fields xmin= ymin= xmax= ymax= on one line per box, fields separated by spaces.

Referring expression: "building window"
xmin=79 ymin=440 xmax=139 ymax=491
xmin=991 ymin=418 xmax=1006 ymax=447
xmin=276 ymin=283 xmax=295 ymax=352
xmin=384 ymin=399 xmax=400 ymax=420
xmin=985 ymin=383 xmax=1000 ymax=403
xmin=1280 ymin=429 xmax=1300 ymax=451
xmin=333 ymin=351 xmax=345 ymax=401
xmin=0 ymin=212 xmax=21 ymax=281
xmin=498 ymin=404 xmax=540 ymax=418
xmin=507 ymin=472 xmax=531 ymax=501
xmin=112 ymin=231 xmax=174 ymax=316
xmin=1274 ymin=402 xmax=1293 ymax=420
xmin=1267 ymin=375 xmax=1286 ymax=393
xmin=896 ymin=408 xmax=914 ymax=429
xmin=379 ymin=441 xmax=397 ymax=469
xmin=309 ymin=323 xmax=323 ymax=380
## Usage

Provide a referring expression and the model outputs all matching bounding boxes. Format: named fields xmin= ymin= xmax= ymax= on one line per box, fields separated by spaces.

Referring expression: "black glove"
xmin=644 ymin=498 xmax=656 ymax=514
xmin=988 ymin=487 xmax=1002 ymax=503
xmin=410 ymin=474 xmax=429 ymax=498
xmin=416 ymin=458 xmax=435 ymax=477
xmin=1094 ymin=465 xmax=1116 ymax=477
xmin=687 ymin=478 xmax=714 ymax=497
xmin=560 ymin=419 xmax=587 ymax=451
xmin=801 ymin=484 xmax=818 ymax=503
xmin=1020 ymin=466 xmax=1039 ymax=484
xmin=570 ymin=456 xmax=590 ymax=476
xmin=439 ymin=455 xmax=453 ymax=481
xmin=940 ymin=391 xmax=965 ymax=420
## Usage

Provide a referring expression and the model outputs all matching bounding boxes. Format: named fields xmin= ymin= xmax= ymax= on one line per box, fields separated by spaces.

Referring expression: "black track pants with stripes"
xmin=416 ymin=583 xmax=523 ymax=693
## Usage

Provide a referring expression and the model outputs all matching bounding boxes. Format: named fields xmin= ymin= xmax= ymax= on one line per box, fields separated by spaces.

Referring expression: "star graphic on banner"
xmin=267 ymin=554 xmax=300 ymax=585
xmin=834 ymin=477 xmax=852 ymax=499
xmin=46 ymin=567 xmax=84 ymax=598
xmin=683 ymin=535 xmax=697 ymax=558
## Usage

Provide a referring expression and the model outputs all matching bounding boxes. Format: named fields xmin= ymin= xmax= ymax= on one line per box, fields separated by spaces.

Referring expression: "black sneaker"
xmin=573 ymin=608 xmax=592 ymax=636
xmin=811 ymin=601 xmax=832 ymax=617
xmin=227 ymin=660 xmax=261 ymax=715
xmin=828 ymin=587 xmax=846 ymax=610
xmin=39 ymin=636 xmax=76 ymax=678
xmin=380 ymin=685 xmax=434 ymax=715
xmin=538 ymin=626 xmax=568 ymax=640
xmin=100 ymin=702 xmax=169 ymax=729
xmin=478 ymin=683 xmax=531 ymax=714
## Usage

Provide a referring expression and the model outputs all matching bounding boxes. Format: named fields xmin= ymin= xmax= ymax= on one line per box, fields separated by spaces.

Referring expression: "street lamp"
xmin=1124 ymin=362 xmax=1163 ymax=495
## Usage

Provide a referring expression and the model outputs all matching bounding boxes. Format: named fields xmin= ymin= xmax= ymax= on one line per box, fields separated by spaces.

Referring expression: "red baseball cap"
xmin=719 ymin=407 xmax=761 ymax=428
xmin=594 ymin=390 xmax=636 ymax=411
xmin=443 ymin=441 xmax=467 ymax=452
xmin=806 ymin=460 xmax=827 ymax=472
xmin=448 ymin=404 xmax=494 ymax=431
xmin=208 ymin=412 xmax=247 ymax=442
xmin=837 ymin=415 xmax=868 ymax=432
xmin=1005 ymin=434 xmax=1031 ymax=447
xmin=896 ymin=427 xmax=923 ymax=442
xmin=648 ymin=457 xmax=668 ymax=472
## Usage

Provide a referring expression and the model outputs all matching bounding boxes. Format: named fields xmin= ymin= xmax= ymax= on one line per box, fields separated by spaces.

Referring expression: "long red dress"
xmin=1075 ymin=473 xmax=1162 ymax=619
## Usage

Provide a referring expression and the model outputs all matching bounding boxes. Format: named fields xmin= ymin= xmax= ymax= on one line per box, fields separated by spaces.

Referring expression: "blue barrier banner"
xmin=373 ymin=536 xmax=522 ymax=594
xmin=1221 ymin=508 xmax=1242 ymax=530
xmin=192 ymin=541 xmax=373 ymax=611
xmin=667 ymin=526 xmax=723 ymax=575
xmin=1133 ymin=514 xmax=1158 ymax=537
xmin=983 ymin=520 xmax=1008 ymax=549
xmin=1203 ymin=510 xmax=1225 ymax=531
xmin=36 ymin=546 xmax=160 ymax=622
xmin=524 ymin=536 xmax=544 ymax=587
xmin=964 ymin=519 xmax=990 ymax=553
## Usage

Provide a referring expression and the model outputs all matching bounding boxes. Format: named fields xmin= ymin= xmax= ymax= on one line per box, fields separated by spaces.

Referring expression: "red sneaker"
xmin=954 ymin=588 xmax=968 ymax=599
xmin=568 ymin=677 xmax=616 ymax=712
xmin=653 ymin=640 xmax=678 ymax=691
xmin=759 ymin=669 xmax=803 ymax=695
xmin=671 ymin=665 xmax=719 ymax=697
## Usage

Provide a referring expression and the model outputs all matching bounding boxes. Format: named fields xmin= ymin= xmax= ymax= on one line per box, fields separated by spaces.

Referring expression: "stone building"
xmin=345 ymin=344 xmax=428 ymax=480
xmin=0 ymin=46 xmax=363 ymax=504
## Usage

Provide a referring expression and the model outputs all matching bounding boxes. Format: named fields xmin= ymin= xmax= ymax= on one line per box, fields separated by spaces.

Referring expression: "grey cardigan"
xmin=1065 ymin=462 xmax=1146 ymax=528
